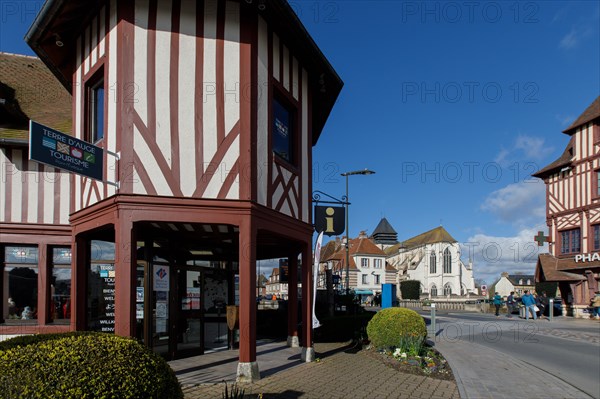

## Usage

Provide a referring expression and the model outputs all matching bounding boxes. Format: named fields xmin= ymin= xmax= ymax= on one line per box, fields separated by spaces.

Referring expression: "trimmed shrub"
xmin=366 ymin=307 xmax=427 ymax=350
xmin=0 ymin=332 xmax=183 ymax=399
xmin=400 ymin=280 xmax=421 ymax=300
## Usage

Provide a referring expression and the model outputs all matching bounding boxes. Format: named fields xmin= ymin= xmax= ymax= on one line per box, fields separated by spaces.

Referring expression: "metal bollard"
xmin=430 ymin=303 xmax=436 ymax=336
xmin=549 ymin=298 xmax=553 ymax=322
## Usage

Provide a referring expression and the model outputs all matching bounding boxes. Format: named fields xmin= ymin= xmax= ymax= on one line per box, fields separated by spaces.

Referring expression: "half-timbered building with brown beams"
xmin=534 ymin=96 xmax=600 ymax=318
xmin=0 ymin=0 xmax=342 ymax=381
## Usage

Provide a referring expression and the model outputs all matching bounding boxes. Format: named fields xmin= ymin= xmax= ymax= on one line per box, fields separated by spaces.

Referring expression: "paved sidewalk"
xmin=176 ymin=341 xmax=459 ymax=399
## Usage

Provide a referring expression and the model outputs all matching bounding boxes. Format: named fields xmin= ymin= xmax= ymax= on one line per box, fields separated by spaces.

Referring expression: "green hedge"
xmin=366 ymin=307 xmax=426 ymax=350
xmin=0 ymin=332 xmax=183 ymax=399
xmin=400 ymin=280 xmax=421 ymax=300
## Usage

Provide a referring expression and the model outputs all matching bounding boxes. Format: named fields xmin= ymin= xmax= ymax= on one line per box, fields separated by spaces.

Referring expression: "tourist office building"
xmin=0 ymin=0 xmax=342 ymax=381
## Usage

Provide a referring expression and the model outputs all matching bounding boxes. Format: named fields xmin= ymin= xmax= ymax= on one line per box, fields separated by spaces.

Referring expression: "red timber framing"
xmin=18 ymin=0 xmax=342 ymax=382
xmin=534 ymin=97 xmax=600 ymax=317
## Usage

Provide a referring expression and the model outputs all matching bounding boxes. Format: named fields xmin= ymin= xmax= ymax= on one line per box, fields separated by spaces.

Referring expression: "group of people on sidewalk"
xmin=492 ymin=290 xmax=551 ymax=320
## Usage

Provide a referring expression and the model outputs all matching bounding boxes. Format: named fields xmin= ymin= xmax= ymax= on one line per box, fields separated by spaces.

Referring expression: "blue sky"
xmin=1 ymin=1 xmax=599 ymax=284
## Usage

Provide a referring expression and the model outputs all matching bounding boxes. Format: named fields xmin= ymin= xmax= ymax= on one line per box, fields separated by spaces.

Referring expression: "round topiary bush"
xmin=366 ymin=307 xmax=427 ymax=350
xmin=0 ymin=332 xmax=183 ymax=399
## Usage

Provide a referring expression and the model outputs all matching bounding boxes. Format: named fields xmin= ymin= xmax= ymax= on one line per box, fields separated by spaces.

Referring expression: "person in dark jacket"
xmin=536 ymin=291 xmax=549 ymax=320
xmin=506 ymin=291 xmax=516 ymax=318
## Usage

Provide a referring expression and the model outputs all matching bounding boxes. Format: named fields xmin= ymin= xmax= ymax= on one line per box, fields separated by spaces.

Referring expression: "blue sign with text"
xmin=29 ymin=120 xmax=104 ymax=181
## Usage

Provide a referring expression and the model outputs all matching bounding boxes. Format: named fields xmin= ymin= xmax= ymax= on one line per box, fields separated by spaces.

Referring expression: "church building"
xmin=384 ymin=224 xmax=476 ymax=297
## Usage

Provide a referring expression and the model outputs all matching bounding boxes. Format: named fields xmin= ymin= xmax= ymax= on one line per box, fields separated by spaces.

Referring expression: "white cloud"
xmin=481 ymin=181 xmax=546 ymax=226
xmin=462 ymin=226 xmax=548 ymax=285
xmin=514 ymin=136 xmax=554 ymax=160
xmin=494 ymin=135 xmax=554 ymax=167
xmin=559 ymin=29 xmax=579 ymax=49
xmin=555 ymin=113 xmax=574 ymax=127
xmin=559 ymin=26 xmax=595 ymax=50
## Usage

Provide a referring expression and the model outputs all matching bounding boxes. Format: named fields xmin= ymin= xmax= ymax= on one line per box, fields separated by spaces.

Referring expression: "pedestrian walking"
xmin=591 ymin=291 xmax=600 ymax=320
xmin=521 ymin=290 xmax=537 ymax=320
xmin=493 ymin=292 xmax=503 ymax=317
xmin=506 ymin=291 xmax=516 ymax=318
xmin=536 ymin=291 xmax=549 ymax=320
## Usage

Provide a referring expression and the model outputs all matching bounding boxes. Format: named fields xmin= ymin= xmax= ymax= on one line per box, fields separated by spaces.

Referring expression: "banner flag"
xmin=312 ymin=231 xmax=324 ymax=329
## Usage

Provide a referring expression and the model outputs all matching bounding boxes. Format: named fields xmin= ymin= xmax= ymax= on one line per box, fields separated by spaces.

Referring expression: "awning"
xmin=354 ymin=290 xmax=373 ymax=295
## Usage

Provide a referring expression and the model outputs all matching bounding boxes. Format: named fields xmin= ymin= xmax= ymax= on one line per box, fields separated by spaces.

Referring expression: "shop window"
xmin=560 ymin=228 xmax=581 ymax=254
xmin=273 ymin=97 xmax=294 ymax=164
xmin=87 ymin=240 xmax=116 ymax=333
xmin=86 ymin=71 xmax=105 ymax=143
xmin=3 ymin=246 xmax=39 ymax=321
xmin=51 ymin=247 xmax=72 ymax=322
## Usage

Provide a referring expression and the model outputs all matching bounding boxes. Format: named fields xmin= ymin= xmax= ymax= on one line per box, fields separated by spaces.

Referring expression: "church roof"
xmin=563 ymin=96 xmax=600 ymax=134
xmin=371 ymin=217 xmax=399 ymax=245
xmin=385 ymin=226 xmax=457 ymax=254
xmin=372 ymin=218 xmax=397 ymax=235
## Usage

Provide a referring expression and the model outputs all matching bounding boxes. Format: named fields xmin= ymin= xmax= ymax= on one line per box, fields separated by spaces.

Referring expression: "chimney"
xmin=359 ymin=230 xmax=367 ymax=239
xmin=501 ymin=272 xmax=509 ymax=278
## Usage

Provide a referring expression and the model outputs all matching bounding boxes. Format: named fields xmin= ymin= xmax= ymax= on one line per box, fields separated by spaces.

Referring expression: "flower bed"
xmin=362 ymin=343 xmax=454 ymax=380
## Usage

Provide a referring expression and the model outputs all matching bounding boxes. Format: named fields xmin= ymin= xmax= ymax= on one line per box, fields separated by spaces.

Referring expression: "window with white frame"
xmin=361 ymin=258 xmax=369 ymax=268
xmin=374 ymin=259 xmax=382 ymax=268
xmin=362 ymin=274 xmax=368 ymax=284
xmin=374 ymin=274 xmax=380 ymax=284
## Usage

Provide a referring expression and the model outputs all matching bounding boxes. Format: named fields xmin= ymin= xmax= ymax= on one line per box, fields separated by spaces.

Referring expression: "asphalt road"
xmin=427 ymin=312 xmax=600 ymax=398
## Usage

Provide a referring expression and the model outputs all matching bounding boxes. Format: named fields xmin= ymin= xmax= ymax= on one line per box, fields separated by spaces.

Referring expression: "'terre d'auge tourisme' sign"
xmin=29 ymin=120 xmax=104 ymax=181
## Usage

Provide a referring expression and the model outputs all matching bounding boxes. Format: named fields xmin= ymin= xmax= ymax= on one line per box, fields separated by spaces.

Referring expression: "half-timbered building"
xmin=1 ymin=0 xmax=342 ymax=381
xmin=534 ymin=96 xmax=600 ymax=318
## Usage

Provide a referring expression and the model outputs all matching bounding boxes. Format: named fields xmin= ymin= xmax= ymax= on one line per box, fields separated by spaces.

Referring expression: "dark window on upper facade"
xmin=593 ymin=225 xmax=600 ymax=251
xmin=273 ymin=97 xmax=294 ymax=164
xmin=87 ymin=73 xmax=105 ymax=144
xmin=560 ymin=228 xmax=581 ymax=254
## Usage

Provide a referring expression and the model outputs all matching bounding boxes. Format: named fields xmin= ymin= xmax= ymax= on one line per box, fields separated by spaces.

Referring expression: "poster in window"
xmin=153 ymin=265 xmax=170 ymax=291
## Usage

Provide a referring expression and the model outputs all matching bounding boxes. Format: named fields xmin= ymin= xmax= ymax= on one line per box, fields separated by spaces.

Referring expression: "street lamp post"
xmin=341 ymin=169 xmax=375 ymax=295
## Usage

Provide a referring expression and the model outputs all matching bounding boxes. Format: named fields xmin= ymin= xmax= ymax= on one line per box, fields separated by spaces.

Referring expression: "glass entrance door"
xmin=173 ymin=268 xmax=203 ymax=358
